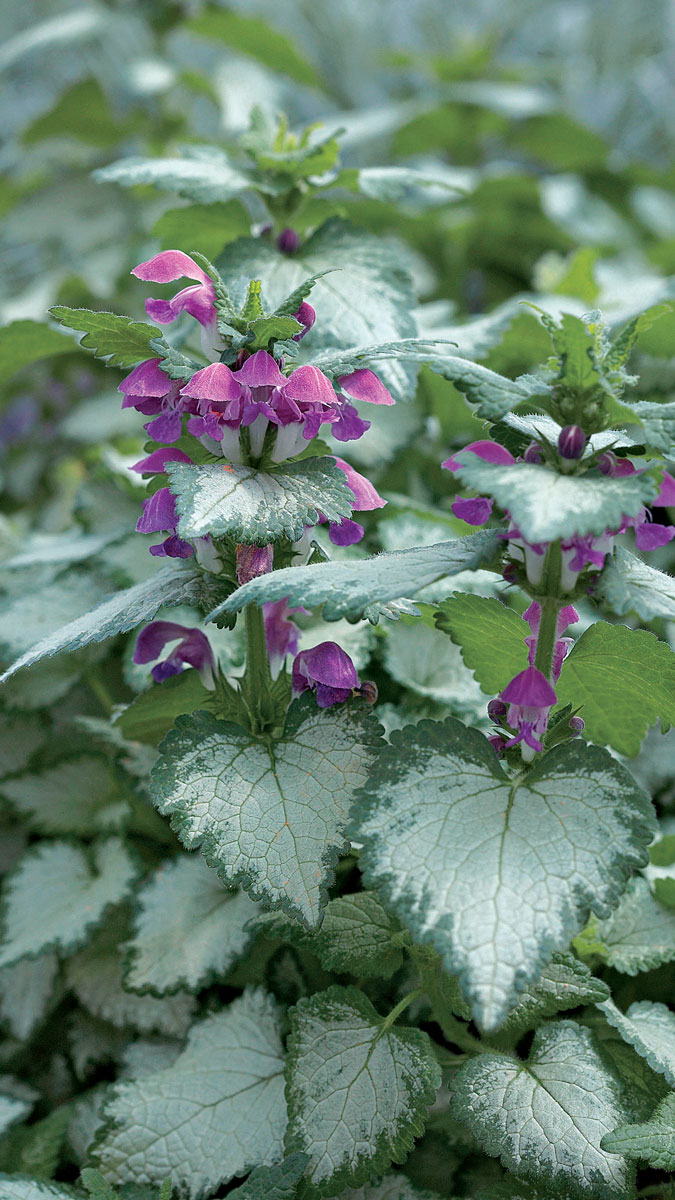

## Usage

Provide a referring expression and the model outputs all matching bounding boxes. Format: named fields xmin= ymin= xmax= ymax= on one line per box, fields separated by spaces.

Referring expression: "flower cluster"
xmin=125 ymin=250 xmax=387 ymax=710
xmin=445 ymin=423 xmax=674 ymax=758
xmin=444 ymin=428 xmax=675 ymax=593
xmin=120 ymin=250 xmax=392 ymax=559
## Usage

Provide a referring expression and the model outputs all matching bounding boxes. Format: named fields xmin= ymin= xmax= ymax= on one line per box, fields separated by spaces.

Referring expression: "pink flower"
xmin=500 ymin=666 xmax=557 ymax=753
xmin=131 ymin=251 xmax=217 ymax=328
xmin=133 ymin=621 xmax=215 ymax=688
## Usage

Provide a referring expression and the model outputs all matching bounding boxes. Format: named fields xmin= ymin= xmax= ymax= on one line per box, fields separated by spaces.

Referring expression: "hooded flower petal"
xmin=132 ymin=251 xmax=216 ymax=327
xmin=131 ymin=448 xmax=193 ymax=475
xmin=634 ymin=521 xmax=675 ymax=551
xmin=442 ymin=440 xmax=515 ymax=472
xmin=333 ymin=458 xmax=385 ymax=511
xmin=263 ymin=598 xmax=304 ymax=677
xmin=337 ymin=369 xmax=394 ymax=406
xmin=292 ymin=641 xmax=360 ymax=707
xmin=451 ymin=496 xmax=493 ymax=525
xmin=292 ymin=301 xmax=316 ymax=342
xmin=133 ymin=620 xmax=215 ymax=688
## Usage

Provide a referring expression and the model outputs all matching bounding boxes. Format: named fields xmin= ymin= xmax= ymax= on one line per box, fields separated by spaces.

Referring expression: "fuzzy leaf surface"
xmin=94 ymin=149 xmax=258 ymax=204
xmin=355 ymin=721 xmax=654 ymax=1029
xmin=285 ymin=986 xmax=440 ymax=1195
xmin=0 ymin=565 xmax=202 ymax=682
xmin=226 ymin=1156 xmax=309 ymax=1200
xmin=591 ymin=876 xmax=675 ymax=974
xmin=556 ymin=622 xmax=675 ymax=756
xmin=448 ymin=1021 xmax=634 ymax=1199
xmin=0 ymin=839 xmax=137 ymax=967
xmin=496 ymin=952 xmax=610 ymax=1038
xmin=629 ymin=399 xmax=675 ymax=452
xmin=166 ymin=458 xmax=354 ymax=544
xmin=599 ymin=999 xmax=675 ymax=1085
xmin=67 ymin=924 xmax=194 ymax=1037
xmin=0 ymin=1181 xmax=79 ymax=1198
xmin=601 ymin=1092 xmax=675 ymax=1170
xmin=1 ymin=757 xmax=128 ymax=836
xmin=124 ymin=856 xmax=258 ymax=994
xmin=218 ymin=219 xmax=418 ymax=401
xmin=94 ymin=989 xmax=286 ymax=1199
xmin=0 ymin=953 xmax=58 ymax=1040
xmin=434 ymin=593 xmax=529 ymax=694
xmin=150 ymin=697 xmax=381 ymax=926
xmin=596 ymin=547 xmax=675 ymax=621
xmin=251 ymin=891 xmax=407 ymax=980
xmin=452 ymin=453 xmax=657 ymax=542
xmin=49 ymin=307 xmax=160 ymax=367
xmin=211 ymin=531 xmax=501 ymax=624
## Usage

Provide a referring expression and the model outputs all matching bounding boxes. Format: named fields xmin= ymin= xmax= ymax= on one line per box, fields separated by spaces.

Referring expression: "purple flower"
xmin=292 ymin=641 xmax=360 ymax=708
xmin=180 ymin=352 xmax=395 ymax=463
xmin=558 ymin=425 xmax=586 ymax=461
xmin=133 ymin=621 xmax=216 ymax=688
xmin=277 ymin=228 xmax=300 ymax=254
xmin=264 ymin=598 xmax=305 ymax=678
xmin=236 ymin=543 xmax=273 ymax=585
xmin=337 ymin=369 xmax=395 ymax=408
xmin=442 ymin=440 xmax=515 ymax=473
xmin=451 ymin=496 xmax=493 ymax=526
xmin=136 ymin=487 xmax=193 ymax=559
xmin=500 ymin=666 xmax=557 ymax=753
xmin=131 ymin=251 xmax=217 ymax=329
xmin=291 ymin=301 xmax=316 ymax=342
xmin=325 ymin=457 xmax=386 ymax=546
xmin=523 ymin=601 xmax=578 ymax=682
xmin=118 ymin=359 xmax=194 ymax=444
xmin=131 ymin=447 xmax=192 ymax=475
xmin=524 ymin=441 xmax=544 ymax=464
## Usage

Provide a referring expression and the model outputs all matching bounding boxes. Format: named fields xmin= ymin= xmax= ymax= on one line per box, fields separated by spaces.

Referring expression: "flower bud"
xmin=487 ymin=698 xmax=507 ymax=721
xmin=524 ymin=441 xmax=543 ymax=464
xmin=558 ymin=425 xmax=586 ymax=460
xmin=357 ymin=680 xmax=378 ymax=705
xmin=569 ymin=715 xmax=585 ymax=733
xmin=488 ymin=734 xmax=505 ymax=758
xmin=277 ymin=227 xmax=299 ymax=254
xmin=597 ymin=450 xmax=617 ymax=476
xmin=502 ymin=562 xmax=519 ymax=585
xmin=236 ymin=543 xmax=273 ymax=585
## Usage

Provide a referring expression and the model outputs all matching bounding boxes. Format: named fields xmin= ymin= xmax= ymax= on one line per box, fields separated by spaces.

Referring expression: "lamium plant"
xmin=0 ymin=105 xmax=675 ymax=1200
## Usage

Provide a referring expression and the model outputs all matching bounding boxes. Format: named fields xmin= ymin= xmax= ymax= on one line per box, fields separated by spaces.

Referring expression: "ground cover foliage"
xmin=1 ymin=3 xmax=675 ymax=1199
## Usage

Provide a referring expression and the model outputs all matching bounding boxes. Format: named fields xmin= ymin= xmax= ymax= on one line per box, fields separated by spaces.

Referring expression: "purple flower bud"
xmin=488 ymin=734 xmax=505 ymax=758
xmin=523 ymin=441 xmax=543 ymax=464
xmin=597 ymin=450 xmax=617 ymax=476
xmin=263 ymin=599 xmax=305 ymax=678
xmin=558 ymin=425 xmax=586 ymax=460
xmin=502 ymin=562 xmax=519 ymax=585
xmin=277 ymin=228 xmax=300 ymax=254
xmin=487 ymin=698 xmax=507 ymax=721
xmin=292 ymin=642 xmax=360 ymax=708
xmin=236 ymin=543 xmax=273 ymax=586
xmin=291 ymin=301 xmax=316 ymax=342
xmin=569 ymin=716 xmax=585 ymax=733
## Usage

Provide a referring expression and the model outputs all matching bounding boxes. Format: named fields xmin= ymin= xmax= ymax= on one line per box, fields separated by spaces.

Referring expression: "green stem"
xmin=533 ymin=541 xmax=563 ymax=682
xmin=240 ymin=605 xmax=276 ymax=735
xmin=85 ymin=671 xmax=114 ymax=716
xmin=379 ymin=988 xmax=424 ymax=1035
